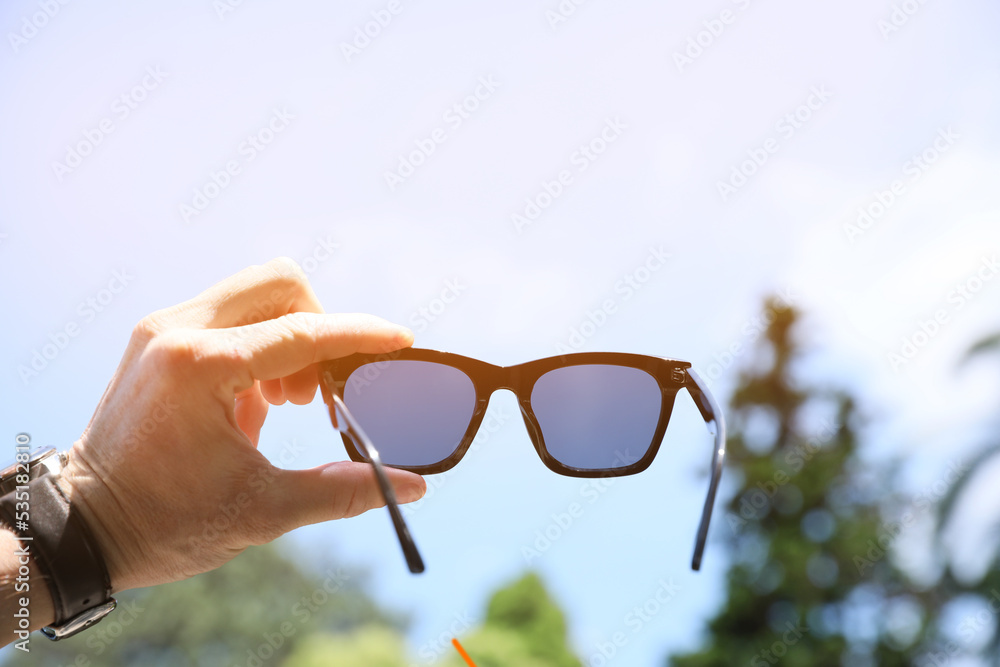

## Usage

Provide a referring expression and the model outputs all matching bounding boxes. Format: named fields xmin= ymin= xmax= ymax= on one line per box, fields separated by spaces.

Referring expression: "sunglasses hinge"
xmin=671 ymin=368 xmax=687 ymax=384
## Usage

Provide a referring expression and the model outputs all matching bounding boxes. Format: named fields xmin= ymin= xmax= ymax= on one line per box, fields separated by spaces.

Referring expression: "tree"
xmin=667 ymin=298 xmax=936 ymax=665
xmin=2 ymin=542 xmax=403 ymax=667
xmin=437 ymin=572 xmax=581 ymax=667
xmin=283 ymin=626 xmax=409 ymax=667
xmin=284 ymin=572 xmax=582 ymax=667
xmin=929 ymin=332 xmax=1000 ymax=664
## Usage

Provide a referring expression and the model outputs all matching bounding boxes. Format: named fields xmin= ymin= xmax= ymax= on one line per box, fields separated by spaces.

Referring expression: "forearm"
xmin=0 ymin=527 xmax=55 ymax=647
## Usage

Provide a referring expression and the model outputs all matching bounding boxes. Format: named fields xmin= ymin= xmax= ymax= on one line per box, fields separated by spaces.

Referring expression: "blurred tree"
xmin=435 ymin=572 xmax=581 ymax=667
xmin=929 ymin=332 xmax=1000 ymax=664
xmin=2 ymin=542 xmax=403 ymax=667
xmin=667 ymin=299 xmax=935 ymax=666
xmin=284 ymin=572 xmax=582 ymax=667
xmin=282 ymin=626 xmax=409 ymax=667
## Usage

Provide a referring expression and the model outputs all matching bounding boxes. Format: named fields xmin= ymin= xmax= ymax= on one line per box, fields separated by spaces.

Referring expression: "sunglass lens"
xmin=530 ymin=364 xmax=662 ymax=470
xmin=343 ymin=360 xmax=476 ymax=468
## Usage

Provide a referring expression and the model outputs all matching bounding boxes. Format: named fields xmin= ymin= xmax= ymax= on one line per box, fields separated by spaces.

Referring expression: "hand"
xmin=56 ymin=258 xmax=426 ymax=592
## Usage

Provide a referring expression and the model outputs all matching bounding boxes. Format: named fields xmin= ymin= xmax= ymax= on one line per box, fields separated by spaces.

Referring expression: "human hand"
xmin=56 ymin=258 xmax=426 ymax=592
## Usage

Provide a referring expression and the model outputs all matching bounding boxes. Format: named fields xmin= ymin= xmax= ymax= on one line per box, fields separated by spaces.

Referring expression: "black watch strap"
xmin=0 ymin=474 xmax=116 ymax=639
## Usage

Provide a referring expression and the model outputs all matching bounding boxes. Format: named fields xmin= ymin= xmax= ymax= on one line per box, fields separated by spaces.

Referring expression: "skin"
xmin=0 ymin=258 xmax=426 ymax=641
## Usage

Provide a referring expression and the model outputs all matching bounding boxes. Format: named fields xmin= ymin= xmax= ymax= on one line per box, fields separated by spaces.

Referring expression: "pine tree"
xmin=668 ymin=299 xmax=934 ymax=666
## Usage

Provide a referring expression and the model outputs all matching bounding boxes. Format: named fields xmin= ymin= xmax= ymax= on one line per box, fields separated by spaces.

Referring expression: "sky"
xmin=1 ymin=0 xmax=999 ymax=665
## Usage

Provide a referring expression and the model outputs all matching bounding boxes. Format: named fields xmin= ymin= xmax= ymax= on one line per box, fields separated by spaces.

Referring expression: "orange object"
xmin=452 ymin=638 xmax=479 ymax=666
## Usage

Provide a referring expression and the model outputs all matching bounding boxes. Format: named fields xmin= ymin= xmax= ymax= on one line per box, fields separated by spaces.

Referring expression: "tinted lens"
xmin=530 ymin=364 xmax=662 ymax=470
xmin=343 ymin=360 xmax=476 ymax=467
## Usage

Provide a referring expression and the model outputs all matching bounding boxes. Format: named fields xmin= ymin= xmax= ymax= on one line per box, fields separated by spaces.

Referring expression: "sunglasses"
xmin=319 ymin=348 xmax=726 ymax=573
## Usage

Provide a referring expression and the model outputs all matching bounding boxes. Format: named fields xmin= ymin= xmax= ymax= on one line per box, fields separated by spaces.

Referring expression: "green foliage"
xmin=282 ymin=626 xmax=408 ymax=667
xmin=667 ymin=299 xmax=932 ymax=666
xmin=281 ymin=572 xmax=581 ymax=667
xmin=962 ymin=332 xmax=1000 ymax=363
xmin=432 ymin=626 xmax=555 ymax=667
xmin=3 ymin=542 xmax=400 ymax=667
xmin=2 ymin=525 xmax=578 ymax=667
xmin=483 ymin=572 xmax=580 ymax=667
xmin=432 ymin=573 xmax=581 ymax=667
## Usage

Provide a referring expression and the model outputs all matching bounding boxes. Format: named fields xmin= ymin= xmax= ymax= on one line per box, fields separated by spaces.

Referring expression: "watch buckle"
xmin=41 ymin=599 xmax=117 ymax=641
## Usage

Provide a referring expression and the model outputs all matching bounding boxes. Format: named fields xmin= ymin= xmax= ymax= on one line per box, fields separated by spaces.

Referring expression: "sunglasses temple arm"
xmin=329 ymin=394 xmax=426 ymax=574
xmin=685 ymin=369 xmax=727 ymax=571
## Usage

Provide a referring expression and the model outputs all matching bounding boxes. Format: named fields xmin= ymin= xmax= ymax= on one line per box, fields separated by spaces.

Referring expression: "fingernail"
xmin=398 ymin=475 xmax=426 ymax=503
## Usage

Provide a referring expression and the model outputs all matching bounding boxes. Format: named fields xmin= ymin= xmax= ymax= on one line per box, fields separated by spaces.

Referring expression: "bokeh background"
xmin=1 ymin=0 xmax=998 ymax=665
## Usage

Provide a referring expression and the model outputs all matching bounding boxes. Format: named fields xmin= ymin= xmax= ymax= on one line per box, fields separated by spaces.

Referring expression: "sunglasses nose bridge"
xmin=475 ymin=385 xmax=544 ymax=453
xmin=469 ymin=363 xmax=525 ymax=425
xmin=474 ymin=363 xmax=525 ymax=402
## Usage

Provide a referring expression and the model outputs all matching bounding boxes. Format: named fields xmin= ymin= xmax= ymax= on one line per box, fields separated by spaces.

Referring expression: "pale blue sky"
xmin=2 ymin=0 xmax=999 ymax=665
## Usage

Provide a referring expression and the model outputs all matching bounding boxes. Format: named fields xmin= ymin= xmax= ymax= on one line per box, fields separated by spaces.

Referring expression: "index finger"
xmin=217 ymin=311 xmax=414 ymax=394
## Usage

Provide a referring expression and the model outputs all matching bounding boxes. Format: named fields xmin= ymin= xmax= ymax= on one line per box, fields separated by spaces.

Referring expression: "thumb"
xmin=270 ymin=462 xmax=426 ymax=530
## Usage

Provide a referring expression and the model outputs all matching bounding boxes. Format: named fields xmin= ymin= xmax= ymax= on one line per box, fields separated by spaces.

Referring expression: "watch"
xmin=0 ymin=447 xmax=67 ymax=495
xmin=0 ymin=446 xmax=117 ymax=640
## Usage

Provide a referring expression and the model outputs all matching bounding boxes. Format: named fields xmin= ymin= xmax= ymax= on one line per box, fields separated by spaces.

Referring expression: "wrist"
xmin=0 ymin=465 xmax=119 ymax=640
xmin=56 ymin=456 xmax=132 ymax=593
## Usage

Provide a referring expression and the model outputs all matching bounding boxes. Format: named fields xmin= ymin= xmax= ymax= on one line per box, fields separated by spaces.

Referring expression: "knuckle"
xmin=143 ymin=329 xmax=210 ymax=372
xmin=131 ymin=313 xmax=165 ymax=345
